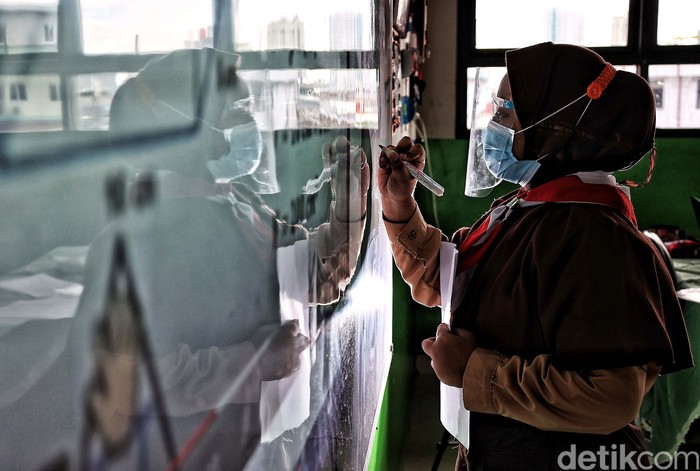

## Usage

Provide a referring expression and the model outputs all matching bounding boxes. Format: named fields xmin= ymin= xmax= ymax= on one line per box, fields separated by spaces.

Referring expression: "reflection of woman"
xmin=71 ymin=47 xmax=369 ymax=470
xmin=379 ymin=43 xmax=692 ymax=470
xmin=108 ymin=48 xmax=369 ymax=305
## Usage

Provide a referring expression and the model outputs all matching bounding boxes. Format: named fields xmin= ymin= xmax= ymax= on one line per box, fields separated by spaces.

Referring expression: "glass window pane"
xmin=239 ymin=68 xmax=378 ymax=130
xmin=81 ymin=0 xmax=213 ymax=54
xmin=475 ymin=0 xmax=629 ymax=49
xmin=0 ymin=50 xmax=389 ymax=471
xmin=649 ymin=64 xmax=700 ymax=128
xmin=658 ymin=0 xmax=700 ymax=45
xmin=233 ymin=1 xmax=373 ymax=51
xmin=0 ymin=74 xmax=61 ymax=132
xmin=72 ymin=73 xmax=135 ymax=131
xmin=1 ymin=1 xmax=391 ymax=469
xmin=0 ymin=0 xmax=59 ymax=54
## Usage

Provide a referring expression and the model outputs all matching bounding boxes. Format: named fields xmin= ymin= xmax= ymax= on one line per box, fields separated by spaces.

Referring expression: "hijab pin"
xmin=586 ymin=62 xmax=617 ymax=100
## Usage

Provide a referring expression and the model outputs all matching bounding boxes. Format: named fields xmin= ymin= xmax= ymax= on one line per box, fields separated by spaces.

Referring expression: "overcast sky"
xmin=1 ymin=0 xmax=697 ymax=52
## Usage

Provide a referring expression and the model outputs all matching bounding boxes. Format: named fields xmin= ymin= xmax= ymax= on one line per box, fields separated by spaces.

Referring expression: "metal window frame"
xmin=0 ymin=0 xmax=379 ymax=132
xmin=456 ymin=0 xmax=700 ymax=139
xmin=0 ymin=0 xmax=386 ymax=172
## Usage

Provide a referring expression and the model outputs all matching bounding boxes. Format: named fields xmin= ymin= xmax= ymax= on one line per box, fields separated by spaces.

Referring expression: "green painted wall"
xmin=417 ymin=137 xmax=700 ymax=238
xmin=617 ymin=137 xmax=700 ymax=238
xmin=368 ymin=136 xmax=699 ymax=470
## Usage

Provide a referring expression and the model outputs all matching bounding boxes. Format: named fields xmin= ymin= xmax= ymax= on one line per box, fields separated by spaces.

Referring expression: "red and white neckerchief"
xmin=456 ymin=174 xmax=637 ymax=277
xmin=448 ymin=174 xmax=637 ymax=324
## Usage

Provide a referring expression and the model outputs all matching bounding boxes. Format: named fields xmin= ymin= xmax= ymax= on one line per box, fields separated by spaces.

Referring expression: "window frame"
xmin=10 ymin=82 xmax=27 ymax=101
xmin=49 ymin=82 xmax=59 ymax=101
xmin=456 ymin=0 xmax=700 ymax=138
xmin=44 ymin=24 xmax=55 ymax=43
xmin=0 ymin=0 xmax=383 ymax=167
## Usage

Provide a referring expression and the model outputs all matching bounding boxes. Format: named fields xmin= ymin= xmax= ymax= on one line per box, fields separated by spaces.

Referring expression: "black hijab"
xmin=505 ymin=42 xmax=657 ymax=187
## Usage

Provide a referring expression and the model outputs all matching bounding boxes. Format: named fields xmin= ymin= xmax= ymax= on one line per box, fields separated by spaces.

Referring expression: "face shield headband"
xmin=465 ymin=63 xmax=620 ymax=197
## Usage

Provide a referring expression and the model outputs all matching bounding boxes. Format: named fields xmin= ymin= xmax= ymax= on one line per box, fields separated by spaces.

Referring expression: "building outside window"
xmin=653 ymin=84 xmax=664 ymax=108
xmin=459 ymin=0 xmax=700 ymax=133
xmin=10 ymin=82 xmax=27 ymax=101
xmin=44 ymin=24 xmax=54 ymax=42
xmin=49 ymin=83 xmax=59 ymax=101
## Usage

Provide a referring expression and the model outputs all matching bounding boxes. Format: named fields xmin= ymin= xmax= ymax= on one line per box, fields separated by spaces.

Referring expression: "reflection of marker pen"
xmin=379 ymin=145 xmax=445 ymax=197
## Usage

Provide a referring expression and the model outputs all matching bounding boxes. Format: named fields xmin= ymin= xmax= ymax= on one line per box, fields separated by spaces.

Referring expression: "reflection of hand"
xmin=253 ymin=321 xmax=310 ymax=381
xmin=378 ymin=136 xmax=424 ymax=223
xmin=421 ymin=324 xmax=477 ymax=387
xmin=325 ymin=136 xmax=369 ymax=222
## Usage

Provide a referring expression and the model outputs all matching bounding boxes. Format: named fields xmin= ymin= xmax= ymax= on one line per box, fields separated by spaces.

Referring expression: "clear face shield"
xmin=465 ymin=67 xmax=507 ymax=197
xmin=465 ymin=65 xmax=613 ymax=197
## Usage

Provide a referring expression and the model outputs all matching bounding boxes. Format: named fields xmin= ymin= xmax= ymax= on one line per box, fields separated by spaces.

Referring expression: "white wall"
xmin=417 ymin=0 xmax=457 ymax=139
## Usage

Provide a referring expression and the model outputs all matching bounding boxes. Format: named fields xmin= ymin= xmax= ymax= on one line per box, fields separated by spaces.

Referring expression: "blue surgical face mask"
xmin=482 ymin=120 xmax=540 ymax=187
xmin=206 ymin=121 xmax=263 ymax=182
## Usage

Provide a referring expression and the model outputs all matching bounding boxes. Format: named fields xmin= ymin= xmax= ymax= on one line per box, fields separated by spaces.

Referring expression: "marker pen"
xmin=379 ymin=144 xmax=445 ymax=197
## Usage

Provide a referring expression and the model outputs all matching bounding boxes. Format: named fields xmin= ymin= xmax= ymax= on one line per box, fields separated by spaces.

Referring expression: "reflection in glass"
xmin=0 ymin=1 xmax=58 ymax=54
xmin=658 ymin=0 xmax=700 ymax=46
xmin=0 ymin=41 xmax=388 ymax=470
xmin=97 ymin=49 xmax=369 ymax=470
xmin=240 ymin=69 xmax=379 ymax=130
xmin=72 ymin=73 xmax=135 ymax=131
xmin=233 ymin=0 xmax=373 ymax=51
xmin=649 ymin=64 xmax=700 ymax=129
xmin=0 ymin=74 xmax=61 ymax=132
xmin=0 ymin=0 xmax=390 ymax=468
xmin=474 ymin=0 xmax=628 ymax=49
xmin=81 ymin=0 xmax=213 ymax=54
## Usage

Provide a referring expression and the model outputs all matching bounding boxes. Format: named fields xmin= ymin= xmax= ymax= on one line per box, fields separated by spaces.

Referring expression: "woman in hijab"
xmin=379 ymin=42 xmax=693 ymax=470
xmin=70 ymin=48 xmax=369 ymax=470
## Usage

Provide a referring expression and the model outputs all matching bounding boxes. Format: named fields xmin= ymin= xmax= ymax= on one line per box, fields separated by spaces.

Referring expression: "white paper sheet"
xmin=259 ymin=240 xmax=312 ymax=443
xmin=0 ymin=273 xmax=82 ymax=299
xmin=678 ymin=287 xmax=700 ymax=304
xmin=439 ymin=241 xmax=470 ymax=447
